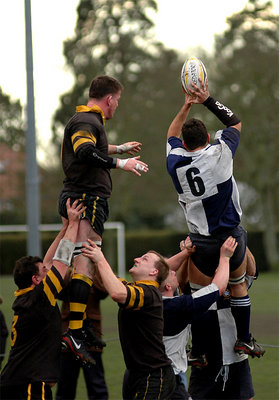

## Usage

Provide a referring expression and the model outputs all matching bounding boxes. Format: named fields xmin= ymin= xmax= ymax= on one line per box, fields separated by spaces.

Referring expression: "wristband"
xmin=116 ymin=144 xmax=134 ymax=154
xmin=203 ymin=96 xmax=240 ymax=127
xmin=116 ymin=145 xmax=124 ymax=154
xmin=53 ymin=239 xmax=75 ymax=267
xmin=118 ymin=159 xmax=129 ymax=169
xmin=116 ymin=144 xmax=126 ymax=154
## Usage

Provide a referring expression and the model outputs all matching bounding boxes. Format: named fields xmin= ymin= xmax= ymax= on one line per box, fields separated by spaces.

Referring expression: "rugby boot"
xmin=61 ymin=330 xmax=96 ymax=365
xmin=234 ymin=335 xmax=265 ymax=358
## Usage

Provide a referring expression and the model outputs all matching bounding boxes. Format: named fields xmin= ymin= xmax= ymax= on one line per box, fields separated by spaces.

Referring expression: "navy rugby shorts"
xmin=189 ymin=226 xmax=247 ymax=277
xmin=189 ymin=359 xmax=254 ymax=399
xmin=58 ymin=190 xmax=109 ymax=238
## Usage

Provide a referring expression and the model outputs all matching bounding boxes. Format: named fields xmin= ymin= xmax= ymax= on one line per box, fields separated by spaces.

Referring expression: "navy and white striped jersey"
xmin=166 ymin=127 xmax=242 ymax=236
xmin=204 ymin=295 xmax=248 ymax=366
xmin=163 ymin=283 xmax=220 ymax=374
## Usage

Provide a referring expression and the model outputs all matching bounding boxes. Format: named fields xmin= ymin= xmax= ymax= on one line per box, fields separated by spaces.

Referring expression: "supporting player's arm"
xmin=167 ymin=237 xmax=195 ymax=292
xmin=43 ymin=218 xmax=69 ymax=270
xmin=212 ymin=236 xmax=238 ymax=295
xmin=52 ymin=199 xmax=86 ymax=279
xmin=167 ymin=237 xmax=195 ymax=271
xmin=82 ymin=239 xmax=128 ymax=304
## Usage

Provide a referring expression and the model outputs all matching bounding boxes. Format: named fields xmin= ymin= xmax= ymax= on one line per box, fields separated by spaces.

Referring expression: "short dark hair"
xmin=13 ymin=256 xmax=43 ymax=289
xmin=89 ymin=75 xmax=123 ymax=99
xmin=182 ymin=118 xmax=208 ymax=150
xmin=147 ymin=250 xmax=170 ymax=285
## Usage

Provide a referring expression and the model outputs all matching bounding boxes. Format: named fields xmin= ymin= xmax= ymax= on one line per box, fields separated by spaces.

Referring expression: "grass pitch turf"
xmin=0 ymin=272 xmax=278 ymax=399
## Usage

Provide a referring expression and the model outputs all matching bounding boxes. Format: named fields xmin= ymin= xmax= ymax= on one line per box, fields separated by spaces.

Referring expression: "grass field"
xmin=1 ymin=272 xmax=278 ymax=400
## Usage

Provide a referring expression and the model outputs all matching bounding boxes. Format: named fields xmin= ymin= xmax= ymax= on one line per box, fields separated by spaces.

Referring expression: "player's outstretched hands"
xmin=220 ymin=236 xmax=238 ymax=259
xmin=180 ymin=236 xmax=196 ymax=254
xmin=117 ymin=141 xmax=142 ymax=155
xmin=187 ymin=78 xmax=210 ymax=104
xmin=82 ymin=238 xmax=105 ymax=264
xmin=117 ymin=156 xmax=149 ymax=176
xmin=66 ymin=198 xmax=86 ymax=223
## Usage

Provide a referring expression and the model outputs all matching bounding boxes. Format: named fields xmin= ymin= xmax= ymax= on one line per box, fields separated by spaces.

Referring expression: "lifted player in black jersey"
xmin=58 ymin=75 xmax=148 ymax=363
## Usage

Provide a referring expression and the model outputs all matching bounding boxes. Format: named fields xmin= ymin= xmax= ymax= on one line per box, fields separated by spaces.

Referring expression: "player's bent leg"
xmin=245 ymin=247 xmax=256 ymax=277
xmin=188 ymin=259 xmax=212 ymax=287
xmin=245 ymin=247 xmax=257 ymax=289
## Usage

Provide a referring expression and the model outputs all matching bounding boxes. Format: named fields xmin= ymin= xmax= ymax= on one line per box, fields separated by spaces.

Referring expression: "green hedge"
xmin=124 ymin=230 xmax=270 ymax=273
xmin=0 ymin=229 xmax=271 ymax=275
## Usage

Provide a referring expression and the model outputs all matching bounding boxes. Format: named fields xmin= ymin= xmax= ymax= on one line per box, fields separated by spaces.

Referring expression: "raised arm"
xmin=167 ymin=237 xmax=195 ymax=292
xmin=188 ymin=79 xmax=241 ymax=132
xmin=167 ymin=237 xmax=196 ymax=271
xmin=52 ymin=199 xmax=86 ymax=279
xmin=43 ymin=218 xmax=68 ymax=270
xmin=167 ymin=95 xmax=192 ymax=139
xmin=82 ymin=239 xmax=128 ymax=304
xmin=212 ymin=236 xmax=238 ymax=294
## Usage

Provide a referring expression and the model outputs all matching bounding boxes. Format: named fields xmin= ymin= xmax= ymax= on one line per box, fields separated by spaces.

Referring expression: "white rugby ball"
xmin=181 ymin=56 xmax=207 ymax=95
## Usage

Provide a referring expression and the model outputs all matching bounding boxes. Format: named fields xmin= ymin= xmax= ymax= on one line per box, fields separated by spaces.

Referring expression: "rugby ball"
xmin=181 ymin=56 xmax=207 ymax=95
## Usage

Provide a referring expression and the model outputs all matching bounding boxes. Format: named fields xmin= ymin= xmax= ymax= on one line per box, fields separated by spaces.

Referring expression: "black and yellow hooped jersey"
xmin=61 ymin=105 xmax=112 ymax=197
xmin=118 ymin=280 xmax=171 ymax=371
xmin=0 ymin=266 xmax=64 ymax=386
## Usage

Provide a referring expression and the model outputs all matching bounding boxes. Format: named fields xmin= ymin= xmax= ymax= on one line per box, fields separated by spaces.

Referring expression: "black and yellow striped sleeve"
xmin=71 ymin=127 xmax=117 ymax=169
xmin=124 ymin=284 xmax=145 ymax=310
xmin=71 ymin=130 xmax=96 ymax=153
xmin=42 ymin=266 xmax=65 ymax=307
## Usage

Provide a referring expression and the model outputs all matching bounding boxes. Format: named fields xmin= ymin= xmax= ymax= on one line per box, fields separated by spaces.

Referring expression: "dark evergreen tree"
xmin=52 ymin=0 xmax=186 ymax=229
xmin=0 ymin=87 xmax=25 ymax=150
xmin=207 ymin=0 xmax=279 ymax=268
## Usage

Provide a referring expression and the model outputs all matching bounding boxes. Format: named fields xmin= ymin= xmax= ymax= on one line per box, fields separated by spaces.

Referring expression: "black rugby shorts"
xmin=0 ymin=382 xmax=53 ymax=400
xmin=58 ymin=190 xmax=109 ymax=238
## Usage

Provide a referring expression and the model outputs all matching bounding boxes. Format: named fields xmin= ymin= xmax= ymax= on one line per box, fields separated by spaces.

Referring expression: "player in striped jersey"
xmin=81 ymin=240 xmax=176 ymax=400
xmin=166 ymin=78 xmax=264 ymax=362
xmin=161 ymin=236 xmax=238 ymax=399
xmin=58 ymin=75 xmax=148 ymax=361
xmin=0 ymin=199 xmax=84 ymax=400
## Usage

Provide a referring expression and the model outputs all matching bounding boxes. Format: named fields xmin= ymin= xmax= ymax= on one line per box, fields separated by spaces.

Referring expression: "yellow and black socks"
xmin=68 ymin=273 xmax=93 ymax=339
